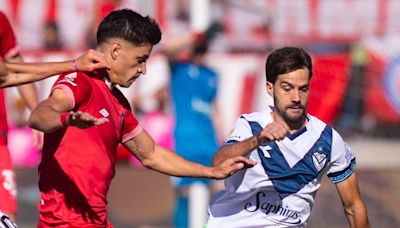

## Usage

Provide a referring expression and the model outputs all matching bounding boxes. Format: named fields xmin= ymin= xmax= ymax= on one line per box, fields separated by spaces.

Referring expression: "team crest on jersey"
xmin=312 ymin=148 xmax=326 ymax=172
xmin=59 ymin=73 xmax=77 ymax=86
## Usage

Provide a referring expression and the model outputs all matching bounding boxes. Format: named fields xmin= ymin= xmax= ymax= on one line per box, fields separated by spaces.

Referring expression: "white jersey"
xmin=0 ymin=211 xmax=17 ymax=228
xmin=206 ymin=108 xmax=356 ymax=228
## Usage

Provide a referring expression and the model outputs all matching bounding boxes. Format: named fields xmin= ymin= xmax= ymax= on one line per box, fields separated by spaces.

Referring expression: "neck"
xmin=94 ymin=45 xmax=112 ymax=82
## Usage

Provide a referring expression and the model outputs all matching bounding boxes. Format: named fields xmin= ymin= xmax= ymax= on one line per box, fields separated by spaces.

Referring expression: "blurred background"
xmin=1 ymin=0 xmax=400 ymax=227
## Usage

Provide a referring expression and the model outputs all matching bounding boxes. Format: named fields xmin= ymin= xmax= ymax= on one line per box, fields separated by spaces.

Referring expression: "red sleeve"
xmin=121 ymin=111 xmax=143 ymax=143
xmin=0 ymin=12 xmax=19 ymax=59
xmin=51 ymin=72 xmax=92 ymax=110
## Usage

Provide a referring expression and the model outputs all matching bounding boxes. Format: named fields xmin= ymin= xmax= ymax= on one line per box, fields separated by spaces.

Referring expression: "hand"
xmin=74 ymin=49 xmax=109 ymax=72
xmin=66 ymin=111 xmax=108 ymax=129
xmin=257 ymin=122 xmax=288 ymax=145
xmin=210 ymin=156 xmax=256 ymax=179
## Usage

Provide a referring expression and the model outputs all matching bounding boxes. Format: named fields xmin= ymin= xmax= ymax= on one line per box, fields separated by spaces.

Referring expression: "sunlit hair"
xmin=265 ymin=47 xmax=313 ymax=83
xmin=97 ymin=9 xmax=162 ymax=46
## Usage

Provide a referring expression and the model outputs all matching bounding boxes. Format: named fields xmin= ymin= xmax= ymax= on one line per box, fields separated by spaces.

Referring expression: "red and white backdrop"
xmin=1 ymin=0 xmax=400 ymax=126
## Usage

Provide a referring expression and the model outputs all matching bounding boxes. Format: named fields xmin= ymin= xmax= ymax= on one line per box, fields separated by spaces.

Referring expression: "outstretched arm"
xmin=123 ymin=130 xmax=256 ymax=179
xmin=212 ymin=121 xmax=287 ymax=166
xmin=0 ymin=49 xmax=108 ymax=88
xmin=0 ymin=60 xmax=6 ymax=78
xmin=336 ymin=173 xmax=370 ymax=228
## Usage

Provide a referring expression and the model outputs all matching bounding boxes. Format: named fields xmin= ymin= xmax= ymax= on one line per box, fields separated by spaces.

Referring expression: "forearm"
xmin=345 ymin=201 xmax=370 ymax=228
xmin=1 ymin=61 xmax=75 ymax=87
xmin=28 ymin=105 xmax=66 ymax=133
xmin=141 ymin=144 xmax=213 ymax=178
xmin=17 ymin=83 xmax=38 ymax=110
xmin=0 ymin=61 xmax=7 ymax=78
xmin=213 ymin=135 xmax=260 ymax=166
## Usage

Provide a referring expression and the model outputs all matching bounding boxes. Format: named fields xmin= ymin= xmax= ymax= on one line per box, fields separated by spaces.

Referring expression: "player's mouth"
xmin=128 ymin=75 xmax=140 ymax=83
xmin=287 ymin=105 xmax=304 ymax=114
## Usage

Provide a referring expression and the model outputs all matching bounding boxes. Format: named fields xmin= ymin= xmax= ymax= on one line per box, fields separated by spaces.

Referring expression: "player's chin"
xmin=285 ymin=111 xmax=304 ymax=122
xmin=120 ymin=81 xmax=133 ymax=88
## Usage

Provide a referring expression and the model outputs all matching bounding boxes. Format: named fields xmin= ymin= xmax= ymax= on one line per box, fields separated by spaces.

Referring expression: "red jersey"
xmin=0 ymin=11 xmax=19 ymax=215
xmin=0 ymin=11 xmax=20 ymax=146
xmin=38 ymin=72 xmax=142 ymax=227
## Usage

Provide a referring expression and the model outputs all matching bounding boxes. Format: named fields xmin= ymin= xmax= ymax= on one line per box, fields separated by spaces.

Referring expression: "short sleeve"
xmin=224 ymin=116 xmax=253 ymax=145
xmin=0 ymin=12 xmax=19 ymax=59
xmin=51 ymin=72 xmax=92 ymax=110
xmin=327 ymin=129 xmax=356 ymax=184
xmin=121 ymin=111 xmax=143 ymax=143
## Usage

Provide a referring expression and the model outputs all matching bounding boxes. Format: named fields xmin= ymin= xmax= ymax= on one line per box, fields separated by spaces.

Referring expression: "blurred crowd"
xmin=2 ymin=0 xmax=400 ymax=166
xmin=1 ymin=0 xmax=400 ymax=227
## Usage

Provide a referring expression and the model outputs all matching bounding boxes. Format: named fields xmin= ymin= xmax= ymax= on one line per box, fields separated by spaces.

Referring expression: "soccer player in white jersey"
xmin=206 ymin=47 xmax=370 ymax=228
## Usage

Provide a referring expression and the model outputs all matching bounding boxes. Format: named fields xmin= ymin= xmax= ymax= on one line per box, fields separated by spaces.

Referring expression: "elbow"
xmin=28 ymin=112 xmax=49 ymax=133
xmin=28 ymin=113 xmax=39 ymax=130
xmin=140 ymin=157 xmax=158 ymax=170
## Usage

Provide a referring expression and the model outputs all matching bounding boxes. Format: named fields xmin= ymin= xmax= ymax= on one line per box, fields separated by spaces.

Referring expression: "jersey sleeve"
xmin=51 ymin=72 xmax=92 ymax=110
xmin=224 ymin=116 xmax=253 ymax=145
xmin=121 ymin=110 xmax=143 ymax=143
xmin=327 ymin=129 xmax=356 ymax=184
xmin=0 ymin=12 xmax=19 ymax=59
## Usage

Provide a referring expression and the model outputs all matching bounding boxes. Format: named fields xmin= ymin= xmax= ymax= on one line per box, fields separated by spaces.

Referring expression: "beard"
xmin=274 ymin=98 xmax=307 ymax=125
xmin=280 ymin=107 xmax=305 ymax=124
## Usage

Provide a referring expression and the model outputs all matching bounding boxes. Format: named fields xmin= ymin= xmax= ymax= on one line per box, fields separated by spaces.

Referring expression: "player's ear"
xmin=110 ymin=42 xmax=121 ymax=60
xmin=266 ymin=82 xmax=273 ymax=96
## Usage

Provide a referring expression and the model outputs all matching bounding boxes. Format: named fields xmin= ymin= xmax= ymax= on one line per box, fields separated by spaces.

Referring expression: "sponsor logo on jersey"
xmin=244 ymin=191 xmax=301 ymax=224
xmin=99 ymin=108 xmax=110 ymax=118
xmin=59 ymin=73 xmax=78 ymax=86
xmin=0 ymin=214 xmax=17 ymax=228
xmin=312 ymin=148 xmax=327 ymax=172
xmin=259 ymin=145 xmax=272 ymax=158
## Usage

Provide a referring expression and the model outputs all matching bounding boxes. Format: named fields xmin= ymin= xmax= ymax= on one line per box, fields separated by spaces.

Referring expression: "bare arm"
xmin=123 ymin=130 xmax=256 ymax=179
xmin=212 ymin=121 xmax=287 ymax=166
xmin=336 ymin=172 xmax=370 ymax=228
xmin=28 ymin=89 xmax=106 ymax=133
xmin=6 ymin=54 xmax=39 ymax=110
xmin=0 ymin=60 xmax=7 ymax=77
xmin=163 ymin=32 xmax=195 ymax=61
xmin=0 ymin=49 xmax=108 ymax=88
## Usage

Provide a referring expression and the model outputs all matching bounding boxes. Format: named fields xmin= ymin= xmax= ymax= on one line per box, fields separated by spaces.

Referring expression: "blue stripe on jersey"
xmin=328 ymin=158 xmax=356 ymax=184
xmin=225 ymin=139 xmax=239 ymax=145
xmin=244 ymin=118 xmax=333 ymax=199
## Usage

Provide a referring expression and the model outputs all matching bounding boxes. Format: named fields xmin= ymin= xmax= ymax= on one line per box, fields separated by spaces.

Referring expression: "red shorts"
xmin=37 ymin=217 xmax=113 ymax=228
xmin=38 ymin=189 xmax=112 ymax=227
xmin=0 ymin=145 xmax=17 ymax=214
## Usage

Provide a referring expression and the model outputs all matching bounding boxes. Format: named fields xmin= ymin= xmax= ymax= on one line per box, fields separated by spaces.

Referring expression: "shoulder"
xmin=240 ymin=112 xmax=264 ymax=122
xmin=240 ymin=108 xmax=273 ymax=125
xmin=56 ymin=72 xmax=92 ymax=86
xmin=307 ymin=114 xmax=332 ymax=134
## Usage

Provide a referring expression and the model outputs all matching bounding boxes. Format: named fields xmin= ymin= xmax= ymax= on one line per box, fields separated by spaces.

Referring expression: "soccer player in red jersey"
xmin=0 ymin=10 xmax=41 ymax=221
xmin=28 ymin=9 xmax=255 ymax=227
xmin=0 ymin=10 xmax=108 ymax=224
xmin=0 ymin=48 xmax=107 ymax=227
